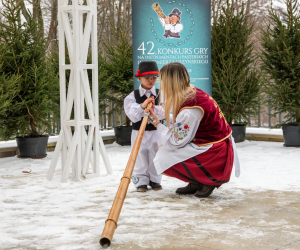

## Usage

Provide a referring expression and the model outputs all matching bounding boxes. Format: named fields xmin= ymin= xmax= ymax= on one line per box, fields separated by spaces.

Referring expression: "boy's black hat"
xmin=135 ymin=61 xmax=159 ymax=78
xmin=169 ymin=8 xmax=181 ymax=18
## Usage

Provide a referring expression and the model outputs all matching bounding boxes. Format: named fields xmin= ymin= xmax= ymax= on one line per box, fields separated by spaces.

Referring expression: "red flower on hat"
xmin=135 ymin=70 xmax=141 ymax=77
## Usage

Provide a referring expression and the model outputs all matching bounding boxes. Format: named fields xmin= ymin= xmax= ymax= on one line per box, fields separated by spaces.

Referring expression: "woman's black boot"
xmin=194 ymin=185 xmax=218 ymax=198
xmin=176 ymin=183 xmax=203 ymax=195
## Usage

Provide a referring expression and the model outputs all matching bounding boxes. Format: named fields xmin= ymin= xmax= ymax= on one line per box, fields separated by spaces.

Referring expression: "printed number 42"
xmin=138 ymin=42 xmax=155 ymax=55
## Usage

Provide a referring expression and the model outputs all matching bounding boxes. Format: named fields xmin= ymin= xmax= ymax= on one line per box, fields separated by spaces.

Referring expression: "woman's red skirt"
xmin=163 ymin=139 xmax=234 ymax=186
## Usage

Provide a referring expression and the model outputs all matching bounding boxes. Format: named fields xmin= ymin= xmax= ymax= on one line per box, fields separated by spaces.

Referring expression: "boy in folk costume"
xmin=124 ymin=61 xmax=164 ymax=192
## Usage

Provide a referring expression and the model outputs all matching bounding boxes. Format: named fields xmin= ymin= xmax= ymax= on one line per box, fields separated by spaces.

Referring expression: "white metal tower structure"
xmin=47 ymin=0 xmax=112 ymax=182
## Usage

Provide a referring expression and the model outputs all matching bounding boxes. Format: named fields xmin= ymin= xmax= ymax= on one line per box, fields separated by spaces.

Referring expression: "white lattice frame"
xmin=47 ymin=0 xmax=112 ymax=182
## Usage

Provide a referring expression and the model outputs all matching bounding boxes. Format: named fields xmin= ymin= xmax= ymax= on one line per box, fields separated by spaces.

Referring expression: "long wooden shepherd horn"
xmin=100 ymin=97 xmax=154 ymax=247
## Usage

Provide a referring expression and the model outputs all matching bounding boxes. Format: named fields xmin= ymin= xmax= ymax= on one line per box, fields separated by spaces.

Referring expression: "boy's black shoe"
xmin=175 ymin=183 xmax=203 ymax=195
xmin=137 ymin=185 xmax=147 ymax=192
xmin=149 ymin=181 xmax=162 ymax=191
xmin=194 ymin=185 xmax=219 ymax=198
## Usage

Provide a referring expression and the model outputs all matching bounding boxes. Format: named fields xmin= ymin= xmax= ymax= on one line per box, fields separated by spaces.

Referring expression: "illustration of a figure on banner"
xmin=152 ymin=3 xmax=183 ymax=38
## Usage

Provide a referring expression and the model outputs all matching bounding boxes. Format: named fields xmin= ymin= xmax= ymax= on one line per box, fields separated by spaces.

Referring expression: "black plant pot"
xmin=114 ymin=126 xmax=132 ymax=146
xmin=231 ymin=124 xmax=246 ymax=143
xmin=16 ymin=136 xmax=49 ymax=158
xmin=282 ymin=125 xmax=300 ymax=147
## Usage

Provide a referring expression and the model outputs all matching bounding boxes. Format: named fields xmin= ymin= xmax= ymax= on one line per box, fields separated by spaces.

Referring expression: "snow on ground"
xmin=0 ymin=141 xmax=299 ymax=250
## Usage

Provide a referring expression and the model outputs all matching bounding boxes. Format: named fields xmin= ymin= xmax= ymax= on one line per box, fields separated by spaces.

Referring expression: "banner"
xmin=132 ymin=0 xmax=212 ymax=95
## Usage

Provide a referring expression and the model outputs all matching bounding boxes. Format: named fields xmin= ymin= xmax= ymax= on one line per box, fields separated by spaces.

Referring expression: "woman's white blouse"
xmin=154 ymin=108 xmax=213 ymax=174
xmin=157 ymin=108 xmax=204 ymax=149
xmin=154 ymin=107 xmax=240 ymax=176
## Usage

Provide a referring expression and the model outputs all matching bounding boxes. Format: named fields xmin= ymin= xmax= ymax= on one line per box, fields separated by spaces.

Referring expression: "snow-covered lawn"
xmin=0 ymin=141 xmax=299 ymax=250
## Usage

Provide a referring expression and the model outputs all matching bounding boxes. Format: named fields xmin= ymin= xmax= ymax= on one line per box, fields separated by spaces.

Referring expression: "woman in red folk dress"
xmin=148 ymin=62 xmax=240 ymax=198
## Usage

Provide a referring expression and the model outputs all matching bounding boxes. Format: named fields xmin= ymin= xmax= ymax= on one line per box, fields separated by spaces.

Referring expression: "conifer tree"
xmin=0 ymin=71 xmax=20 ymax=140
xmin=99 ymin=24 xmax=133 ymax=126
xmin=0 ymin=0 xmax=59 ymax=140
xmin=0 ymin=51 xmax=19 ymax=119
xmin=211 ymin=0 xmax=261 ymax=125
xmin=260 ymin=0 xmax=300 ymax=125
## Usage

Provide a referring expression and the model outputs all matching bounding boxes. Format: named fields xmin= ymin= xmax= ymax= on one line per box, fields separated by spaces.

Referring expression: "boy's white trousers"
xmin=131 ymin=130 xmax=162 ymax=187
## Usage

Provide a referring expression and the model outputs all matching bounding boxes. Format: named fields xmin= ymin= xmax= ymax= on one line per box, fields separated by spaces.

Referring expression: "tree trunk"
xmin=32 ymin=0 xmax=44 ymax=37
xmin=38 ymin=5 xmax=44 ymax=35
xmin=235 ymin=0 xmax=239 ymax=14
xmin=46 ymin=0 xmax=58 ymax=51
xmin=116 ymin=0 xmax=122 ymax=33
xmin=16 ymin=0 xmax=31 ymax=23
xmin=109 ymin=0 xmax=115 ymax=41
xmin=30 ymin=117 xmax=38 ymax=136
xmin=245 ymin=0 xmax=251 ymax=16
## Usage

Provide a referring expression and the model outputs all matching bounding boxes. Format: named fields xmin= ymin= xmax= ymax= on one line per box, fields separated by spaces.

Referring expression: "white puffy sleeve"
xmin=159 ymin=17 xmax=166 ymax=28
xmin=156 ymin=108 xmax=203 ymax=150
xmin=124 ymin=91 xmax=145 ymax=123
xmin=153 ymin=93 xmax=173 ymax=123
xmin=154 ymin=105 xmax=172 ymax=122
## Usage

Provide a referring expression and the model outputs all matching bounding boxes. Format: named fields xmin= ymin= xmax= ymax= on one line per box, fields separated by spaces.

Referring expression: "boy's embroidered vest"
xmin=179 ymin=88 xmax=232 ymax=146
xmin=132 ymin=89 xmax=160 ymax=131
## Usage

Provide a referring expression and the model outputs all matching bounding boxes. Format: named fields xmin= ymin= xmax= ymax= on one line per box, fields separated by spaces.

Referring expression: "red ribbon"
xmin=135 ymin=71 xmax=159 ymax=77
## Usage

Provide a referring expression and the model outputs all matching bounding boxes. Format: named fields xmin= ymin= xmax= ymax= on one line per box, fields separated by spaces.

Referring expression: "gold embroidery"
xmin=219 ymin=108 xmax=225 ymax=119
xmin=194 ymin=131 xmax=233 ymax=147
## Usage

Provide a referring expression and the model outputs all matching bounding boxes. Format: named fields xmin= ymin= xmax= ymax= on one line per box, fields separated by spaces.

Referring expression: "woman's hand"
xmin=148 ymin=109 xmax=160 ymax=127
xmin=141 ymin=97 xmax=155 ymax=109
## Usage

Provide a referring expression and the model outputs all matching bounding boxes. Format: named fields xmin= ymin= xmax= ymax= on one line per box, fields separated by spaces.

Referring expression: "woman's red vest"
xmin=179 ymin=87 xmax=232 ymax=146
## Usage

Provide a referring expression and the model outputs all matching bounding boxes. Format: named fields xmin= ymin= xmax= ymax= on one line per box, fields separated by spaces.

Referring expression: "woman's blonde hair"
xmin=159 ymin=62 xmax=195 ymax=127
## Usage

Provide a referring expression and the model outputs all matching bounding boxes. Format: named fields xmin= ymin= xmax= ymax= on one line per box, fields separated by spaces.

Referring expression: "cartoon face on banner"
xmin=153 ymin=4 xmax=183 ymax=39
xmin=132 ymin=0 xmax=212 ymax=95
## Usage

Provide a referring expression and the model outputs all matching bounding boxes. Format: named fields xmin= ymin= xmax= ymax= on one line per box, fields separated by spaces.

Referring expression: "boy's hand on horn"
xmin=148 ymin=109 xmax=160 ymax=127
xmin=141 ymin=97 xmax=155 ymax=109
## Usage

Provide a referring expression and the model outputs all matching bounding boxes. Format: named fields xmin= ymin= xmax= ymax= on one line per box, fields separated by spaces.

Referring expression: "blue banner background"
xmin=132 ymin=0 xmax=211 ymax=95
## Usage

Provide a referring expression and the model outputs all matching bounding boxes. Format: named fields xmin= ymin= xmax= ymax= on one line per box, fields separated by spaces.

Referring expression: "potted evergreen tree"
xmin=0 ymin=53 xmax=20 ymax=134
xmin=0 ymin=46 xmax=20 ymax=119
xmin=0 ymin=1 xmax=59 ymax=157
xmin=211 ymin=0 xmax=261 ymax=142
xmin=260 ymin=0 xmax=300 ymax=146
xmin=99 ymin=26 xmax=133 ymax=145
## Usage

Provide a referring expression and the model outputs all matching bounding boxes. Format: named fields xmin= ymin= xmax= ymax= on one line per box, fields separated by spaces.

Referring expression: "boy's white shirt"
xmin=124 ymin=85 xmax=165 ymax=145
